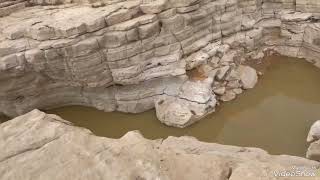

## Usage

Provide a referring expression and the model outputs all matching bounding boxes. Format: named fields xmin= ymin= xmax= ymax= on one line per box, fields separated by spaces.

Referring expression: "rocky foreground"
xmin=1 ymin=1 xmax=320 ymax=179
xmin=0 ymin=109 xmax=319 ymax=180
xmin=0 ymin=0 xmax=320 ymax=127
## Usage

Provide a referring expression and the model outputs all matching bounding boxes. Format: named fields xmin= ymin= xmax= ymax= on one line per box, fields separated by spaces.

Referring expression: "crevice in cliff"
xmin=111 ymin=59 xmax=183 ymax=82
xmin=170 ymin=30 xmax=185 ymax=58
xmin=297 ymin=25 xmax=308 ymax=58
xmin=226 ymin=166 xmax=233 ymax=180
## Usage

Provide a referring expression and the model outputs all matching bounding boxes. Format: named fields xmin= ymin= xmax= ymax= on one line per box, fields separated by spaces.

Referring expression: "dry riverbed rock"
xmin=0 ymin=110 xmax=319 ymax=180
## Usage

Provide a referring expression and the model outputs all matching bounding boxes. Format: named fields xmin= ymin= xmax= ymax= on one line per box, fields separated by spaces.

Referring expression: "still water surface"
xmin=44 ymin=56 xmax=320 ymax=156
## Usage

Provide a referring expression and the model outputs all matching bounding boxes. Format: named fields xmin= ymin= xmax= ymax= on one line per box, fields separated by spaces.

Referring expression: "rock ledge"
xmin=1 ymin=109 xmax=319 ymax=180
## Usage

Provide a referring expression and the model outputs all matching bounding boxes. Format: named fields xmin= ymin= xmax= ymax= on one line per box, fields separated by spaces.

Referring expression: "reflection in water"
xmin=45 ymin=56 xmax=320 ymax=156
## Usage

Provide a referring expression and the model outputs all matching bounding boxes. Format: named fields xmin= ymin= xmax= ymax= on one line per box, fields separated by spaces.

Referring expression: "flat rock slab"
xmin=0 ymin=5 xmax=122 ymax=40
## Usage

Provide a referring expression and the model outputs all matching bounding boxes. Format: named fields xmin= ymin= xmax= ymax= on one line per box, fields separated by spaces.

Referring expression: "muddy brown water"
xmin=3 ymin=56 xmax=320 ymax=157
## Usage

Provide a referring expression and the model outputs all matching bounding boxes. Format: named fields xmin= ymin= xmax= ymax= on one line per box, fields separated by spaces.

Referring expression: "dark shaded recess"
xmin=313 ymin=38 xmax=320 ymax=46
xmin=0 ymin=115 xmax=10 ymax=123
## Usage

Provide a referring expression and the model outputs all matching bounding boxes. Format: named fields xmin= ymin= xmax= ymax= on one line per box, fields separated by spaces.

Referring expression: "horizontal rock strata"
xmin=0 ymin=109 xmax=319 ymax=180
xmin=0 ymin=0 xmax=26 ymax=17
xmin=0 ymin=0 xmax=320 ymax=126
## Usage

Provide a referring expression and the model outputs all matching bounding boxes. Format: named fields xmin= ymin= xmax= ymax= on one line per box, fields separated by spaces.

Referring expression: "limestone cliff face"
xmin=0 ymin=109 xmax=319 ymax=180
xmin=0 ymin=0 xmax=320 ymax=126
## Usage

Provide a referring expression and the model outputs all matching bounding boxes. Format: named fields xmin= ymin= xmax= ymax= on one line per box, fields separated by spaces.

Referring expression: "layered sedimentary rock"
xmin=1 ymin=109 xmax=319 ymax=180
xmin=0 ymin=0 xmax=26 ymax=17
xmin=1 ymin=0 xmax=320 ymax=127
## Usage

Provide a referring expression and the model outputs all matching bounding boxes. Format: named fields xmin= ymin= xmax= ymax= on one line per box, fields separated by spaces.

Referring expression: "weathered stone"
xmin=220 ymin=90 xmax=236 ymax=102
xmin=105 ymin=8 xmax=139 ymax=26
xmin=281 ymin=12 xmax=313 ymax=22
xmin=169 ymin=0 xmax=198 ymax=8
xmin=1 ymin=110 xmax=319 ymax=180
xmin=24 ymin=49 xmax=46 ymax=72
xmin=227 ymin=80 xmax=241 ymax=88
xmin=237 ymin=65 xmax=258 ymax=89
xmin=184 ymin=51 xmax=209 ymax=70
xmin=0 ymin=54 xmax=21 ymax=70
xmin=138 ymin=21 xmax=160 ymax=39
xmin=72 ymin=38 xmax=99 ymax=57
xmin=161 ymin=14 xmax=185 ymax=33
xmin=155 ymin=95 xmax=194 ymax=127
xmin=140 ymin=0 xmax=168 ymax=14
xmin=216 ymin=66 xmax=230 ymax=80
xmin=213 ymin=86 xmax=226 ymax=96
xmin=179 ymin=78 xmax=213 ymax=103
xmin=220 ymin=50 xmax=237 ymax=63
xmin=307 ymin=120 xmax=320 ymax=142
xmin=307 ymin=140 xmax=320 ymax=161
xmin=0 ymin=0 xmax=320 ymax=127
xmin=100 ymin=31 xmax=127 ymax=48
xmin=177 ymin=4 xmax=199 ymax=13
xmin=232 ymin=88 xmax=243 ymax=95
xmin=155 ymin=78 xmax=216 ymax=128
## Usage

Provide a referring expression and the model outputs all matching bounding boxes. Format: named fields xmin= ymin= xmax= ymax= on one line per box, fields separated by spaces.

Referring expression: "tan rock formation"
xmin=155 ymin=77 xmax=216 ymax=128
xmin=1 ymin=109 xmax=319 ymax=180
xmin=237 ymin=65 xmax=258 ymax=89
xmin=307 ymin=121 xmax=320 ymax=161
xmin=1 ymin=0 xmax=320 ymax=127
xmin=308 ymin=120 xmax=320 ymax=143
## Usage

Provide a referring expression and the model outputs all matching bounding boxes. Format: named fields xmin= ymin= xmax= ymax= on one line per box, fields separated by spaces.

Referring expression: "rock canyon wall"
xmin=0 ymin=0 xmax=320 ymax=127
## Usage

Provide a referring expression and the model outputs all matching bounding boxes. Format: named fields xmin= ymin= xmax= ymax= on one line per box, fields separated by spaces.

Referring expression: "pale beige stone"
xmin=237 ymin=65 xmax=258 ymax=89
xmin=0 ymin=110 xmax=318 ymax=180
xmin=0 ymin=0 xmax=320 ymax=127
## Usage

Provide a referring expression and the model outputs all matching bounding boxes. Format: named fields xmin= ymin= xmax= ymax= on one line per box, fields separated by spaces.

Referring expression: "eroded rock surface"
xmin=308 ymin=120 xmax=320 ymax=143
xmin=307 ymin=121 xmax=320 ymax=161
xmin=1 ymin=0 xmax=320 ymax=127
xmin=1 ymin=110 xmax=319 ymax=180
xmin=237 ymin=65 xmax=258 ymax=89
xmin=155 ymin=78 xmax=216 ymax=128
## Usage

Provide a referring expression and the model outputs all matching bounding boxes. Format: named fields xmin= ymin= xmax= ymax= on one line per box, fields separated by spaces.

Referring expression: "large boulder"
xmin=307 ymin=120 xmax=320 ymax=142
xmin=237 ymin=65 xmax=258 ymax=89
xmin=307 ymin=140 xmax=320 ymax=161
xmin=155 ymin=78 xmax=217 ymax=128
xmin=306 ymin=121 xmax=320 ymax=161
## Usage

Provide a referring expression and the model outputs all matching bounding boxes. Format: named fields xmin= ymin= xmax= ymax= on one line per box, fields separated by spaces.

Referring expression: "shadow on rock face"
xmin=0 ymin=116 xmax=9 ymax=123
